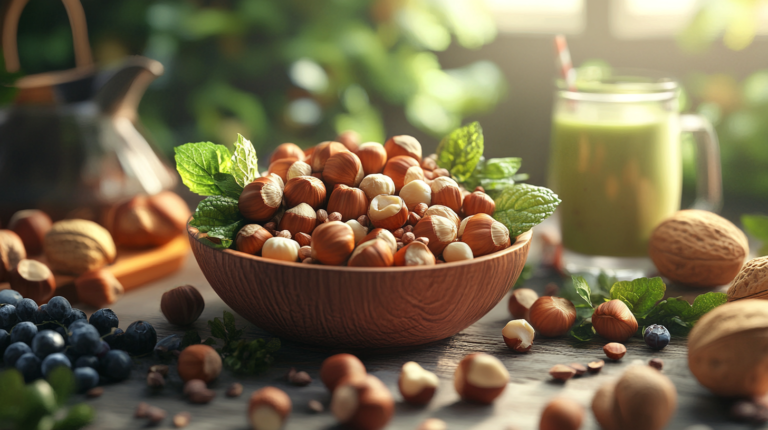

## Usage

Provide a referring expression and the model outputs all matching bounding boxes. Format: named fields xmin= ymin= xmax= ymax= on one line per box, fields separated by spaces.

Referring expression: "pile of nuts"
xmin=234 ymin=135 xmax=512 ymax=266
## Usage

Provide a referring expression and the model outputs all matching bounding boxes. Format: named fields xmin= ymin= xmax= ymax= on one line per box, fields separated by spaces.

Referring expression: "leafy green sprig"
xmin=742 ymin=214 xmax=768 ymax=256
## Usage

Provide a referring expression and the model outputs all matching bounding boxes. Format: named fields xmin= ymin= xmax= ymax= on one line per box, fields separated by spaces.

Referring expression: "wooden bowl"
xmin=188 ymin=225 xmax=532 ymax=348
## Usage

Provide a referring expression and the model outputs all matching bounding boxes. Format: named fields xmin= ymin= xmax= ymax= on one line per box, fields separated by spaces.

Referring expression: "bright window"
xmin=485 ymin=0 xmax=584 ymax=34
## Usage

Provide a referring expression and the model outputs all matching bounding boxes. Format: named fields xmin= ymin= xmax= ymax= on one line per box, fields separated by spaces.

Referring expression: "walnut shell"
xmin=44 ymin=220 xmax=117 ymax=275
xmin=649 ymin=210 xmax=748 ymax=287
xmin=688 ymin=300 xmax=768 ymax=397
xmin=727 ymin=256 xmax=768 ymax=301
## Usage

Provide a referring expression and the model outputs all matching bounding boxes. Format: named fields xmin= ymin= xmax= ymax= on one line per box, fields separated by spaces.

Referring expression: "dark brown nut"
xmin=308 ymin=400 xmax=324 ymax=413
xmin=396 ymin=242 xmax=404 ymax=251
xmin=0 ymin=230 xmax=26 ymax=282
xmin=402 ymin=232 xmax=415 ymax=245
xmin=320 ymin=353 xmax=367 ymax=392
xmin=149 ymin=365 xmax=169 ymax=376
xmin=105 ymin=191 xmax=190 ymax=248
xmin=10 ymin=259 xmax=55 ymax=303
xmin=226 ymin=382 xmax=243 ymax=398
xmin=357 ymin=215 xmax=370 ymax=228
xmin=588 ymin=360 xmax=604 ymax=373
xmin=603 ymin=343 xmax=627 ymax=360
xmin=8 ymin=210 xmax=52 ymax=255
xmin=277 ymin=230 xmax=292 ymax=239
xmin=86 ymin=387 xmax=104 ymax=398
xmin=421 ymin=157 xmax=437 ymax=171
xmin=135 ymin=402 xmax=150 ymax=418
xmin=393 ymin=228 xmax=404 ymax=239
xmin=413 ymin=203 xmax=428 ymax=218
xmin=434 ymin=168 xmax=450 ymax=177
xmin=649 ymin=358 xmax=664 ymax=370
xmin=730 ymin=400 xmax=768 ymax=424
xmin=329 ymin=212 xmax=343 ymax=222
xmin=317 ymin=209 xmax=329 ymax=224
xmin=549 ymin=364 xmax=577 ymax=381
xmin=295 ymin=232 xmax=312 ymax=247
xmin=188 ymin=387 xmax=216 ymax=404
xmin=183 ymin=380 xmax=207 ymax=396
xmin=415 ymin=237 xmax=429 ymax=245
xmin=407 ymin=212 xmax=421 ymax=226
xmin=290 ymin=370 xmax=312 ymax=387
xmin=568 ymin=363 xmax=587 ymax=376
xmin=173 ymin=412 xmax=191 ymax=428
xmin=74 ymin=269 xmax=124 ymax=308
xmin=236 ymin=224 xmax=273 ymax=255
xmin=403 ymin=225 xmax=414 ymax=234
xmin=160 ymin=285 xmax=205 ymax=326
xmin=264 ymin=222 xmax=277 ymax=232
xmin=146 ymin=406 xmax=166 ymax=425
xmin=147 ymin=371 xmax=165 ymax=388
xmin=543 ymin=282 xmax=560 ymax=297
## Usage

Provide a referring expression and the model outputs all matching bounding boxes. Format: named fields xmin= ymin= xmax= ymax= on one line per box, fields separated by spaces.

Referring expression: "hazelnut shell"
xmin=74 ymin=268 xmax=124 ymax=308
xmin=161 ymin=285 xmax=205 ymax=326
xmin=320 ymin=353 xmax=367 ymax=392
xmin=177 ymin=344 xmax=222 ymax=383
xmin=592 ymin=300 xmax=638 ymax=342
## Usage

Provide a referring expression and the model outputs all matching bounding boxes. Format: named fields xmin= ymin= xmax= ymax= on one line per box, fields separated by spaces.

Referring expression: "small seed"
xmin=264 ymin=222 xmax=277 ymax=231
xmin=587 ymin=360 xmax=604 ymax=373
xmin=146 ymin=406 xmax=166 ymax=425
xmin=396 ymin=241 xmax=404 ymax=251
xmin=434 ymin=168 xmax=450 ymax=177
xmin=408 ymin=213 xmax=421 ymax=226
xmin=278 ymin=230 xmax=291 ymax=239
xmin=135 ymin=402 xmax=150 ymax=418
xmin=183 ymin=379 xmax=207 ymax=396
xmin=146 ymin=371 xmax=165 ymax=388
xmin=188 ymin=389 xmax=215 ymax=404
xmin=226 ymin=382 xmax=243 ymax=398
xmin=403 ymin=225 xmax=414 ymax=234
xmin=414 ymin=203 xmax=428 ymax=217
xmin=415 ymin=237 xmax=429 ymax=245
xmin=149 ymin=364 xmax=169 ymax=376
xmin=329 ymin=212 xmax=342 ymax=222
xmin=357 ymin=215 xmax=370 ymax=228
xmin=86 ymin=387 xmax=104 ymax=398
xmin=393 ymin=228 xmax=404 ymax=239
xmin=549 ymin=364 xmax=577 ymax=381
xmin=568 ymin=363 xmax=587 ymax=376
xmin=402 ymin=232 xmax=415 ymax=245
xmin=308 ymin=400 xmax=324 ymax=413
xmin=603 ymin=342 xmax=627 ymax=360
xmin=173 ymin=412 xmax=191 ymax=428
xmin=317 ymin=209 xmax=328 ymax=223
xmin=649 ymin=358 xmax=664 ymax=370
xmin=730 ymin=400 xmax=768 ymax=423
xmin=290 ymin=371 xmax=312 ymax=387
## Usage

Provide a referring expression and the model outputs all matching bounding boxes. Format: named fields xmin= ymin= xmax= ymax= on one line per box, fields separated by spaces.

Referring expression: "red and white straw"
xmin=554 ymin=34 xmax=576 ymax=91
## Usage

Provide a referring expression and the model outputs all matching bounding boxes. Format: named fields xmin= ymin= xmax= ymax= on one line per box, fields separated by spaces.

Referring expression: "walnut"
xmin=727 ymin=256 xmax=768 ymax=301
xmin=44 ymin=220 xmax=116 ymax=275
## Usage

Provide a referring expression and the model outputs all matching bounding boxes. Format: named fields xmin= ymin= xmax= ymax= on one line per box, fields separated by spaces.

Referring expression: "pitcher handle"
xmin=2 ymin=0 xmax=93 ymax=73
xmin=680 ymin=114 xmax=723 ymax=212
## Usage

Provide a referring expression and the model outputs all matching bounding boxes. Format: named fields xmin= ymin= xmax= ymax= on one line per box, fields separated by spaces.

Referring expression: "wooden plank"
xmin=106 ymin=234 xmax=189 ymax=290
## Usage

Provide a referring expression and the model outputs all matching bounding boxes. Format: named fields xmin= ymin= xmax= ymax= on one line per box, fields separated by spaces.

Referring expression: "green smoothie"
xmin=549 ymin=110 xmax=681 ymax=257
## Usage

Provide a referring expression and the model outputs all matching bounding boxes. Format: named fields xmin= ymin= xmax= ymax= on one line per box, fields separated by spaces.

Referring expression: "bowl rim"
xmin=188 ymin=221 xmax=532 ymax=273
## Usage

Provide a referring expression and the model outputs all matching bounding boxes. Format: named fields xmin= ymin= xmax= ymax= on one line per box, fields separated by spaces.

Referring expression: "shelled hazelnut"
xmin=400 ymin=180 xmax=432 ymax=210
xmin=270 ymin=143 xmax=305 ymax=164
xmin=502 ymin=319 xmax=535 ymax=352
xmin=262 ymin=237 xmax=301 ymax=262
xmin=355 ymin=143 xmax=388 ymax=175
xmin=331 ymin=375 xmax=394 ymax=430
xmin=161 ymin=285 xmax=205 ymax=326
xmin=329 ymin=212 xmax=343 ymax=222
xmin=407 ymin=212 xmax=421 ymax=226
xmin=398 ymin=361 xmax=438 ymax=405
xmin=284 ymin=176 xmax=326 ymax=210
xmin=384 ymin=135 xmax=422 ymax=162
xmin=368 ymin=195 xmax=408 ymax=230
xmin=359 ymin=174 xmax=395 ymax=200
xmin=454 ymin=353 xmax=509 ymax=404
xmin=249 ymin=387 xmax=292 ymax=430
xmin=327 ymin=185 xmax=368 ymax=222
xmin=346 ymin=220 xmax=368 ymax=245
xmin=8 ymin=210 xmax=52 ymax=255
xmin=10 ymin=259 xmax=55 ymax=303
xmin=75 ymin=268 xmax=124 ymax=308
xmin=421 ymin=157 xmax=437 ymax=171
xmin=0 ymin=230 xmax=26 ymax=282
xmin=317 ymin=209 xmax=329 ymax=224
xmin=508 ymin=288 xmax=538 ymax=320
xmin=357 ymin=215 xmax=369 ymax=228
xmin=383 ymin=156 xmax=424 ymax=192
xmin=402 ymin=232 xmax=415 ymax=245
xmin=236 ymin=224 xmax=273 ymax=255
xmin=298 ymin=246 xmax=312 ymax=260
xmin=442 ymin=242 xmax=473 ymax=262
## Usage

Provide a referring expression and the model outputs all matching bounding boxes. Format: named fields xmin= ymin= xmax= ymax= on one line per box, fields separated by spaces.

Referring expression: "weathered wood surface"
xmin=82 ymin=253 xmax=747 ymax=430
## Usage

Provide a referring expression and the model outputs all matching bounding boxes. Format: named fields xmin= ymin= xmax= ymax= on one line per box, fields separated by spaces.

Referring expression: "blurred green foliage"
xmin=11 ymin=0 xmax=505 ymax=155
xmin=678 ymin=0 xmax=764 ymax=52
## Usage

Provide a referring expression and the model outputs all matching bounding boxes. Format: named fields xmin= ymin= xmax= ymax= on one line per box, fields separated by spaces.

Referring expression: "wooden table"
xmin=86 ymin=252 xmax=744 ymax=430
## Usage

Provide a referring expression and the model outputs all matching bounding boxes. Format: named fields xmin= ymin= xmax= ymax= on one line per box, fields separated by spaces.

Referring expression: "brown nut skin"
xmin=397 ymin=361 xmax=438 ymax=405
xmin=270 ymin=142 xmax=305 ymax=164
xmin=324 ymin=151 xmax=365 ymax=188
xmin=393 ymin=242 xmax=435 ymax=267
xmin=453 ymin=353 xmax=509 ymax=404
xmin=236 ymin=224 xmax=273 ymax=255
xmin=267 ymin=157 xmax=299 ymax=182
xmin=462 ymin=192 xmax=496 ymax=217
xmin=311 ymin=141 xmax=348 ymax=173
xmin=284 ymin=176 xmax=327 ymax=210
xmin=320 ymin=353 xmax=367 ymax=392
xmin=539 ymin=397 xmax=585 ymax=430
xmin=413 ymin=215 xmax=457 ymax=256
xmin=161 ymin=285 xmax=205 ymax=326
xmin=649 ymin=209 xmax=749 ymax=288
xmin=588 ymin=360 xmax=604 ymax=373
xmin=368 ymin=195 xmax=408 ymax=231
xmin=336 ymin=130 xmax=361 ymax=152
xmin=0 ymin=230 xmax=26 ymax=282
xmin=327 ymin=185 xmax=369 ymax=222
xmin=383 ymin=155 xmax=424 ymax=193
xmin=10 ymin=259 xmax=56 ymax=303
xmin=355 ymin=143 xmax=388 ymax=175
xmin=239 ymin=177 xmax=284 ymax=222
xmin=331 ymin=374 xmax=394 ymax=430
xmin=549 ymin=364 xmax=577 ymax=381
xmin=348 ymin=239 xmax=394 ymax=268
xmin=74 ymin=269 xmax=124 ymax=308
xmin=508 ymin=288 xmax=539 ymax=320
xmin=727 ymin=256 xmax=768 ymax=301
xmin=310 ymin=222 xmax=355 ymax=266
xmin=384 ymin=135 xmax=422 ymax=162
xmin=592 ymin=300 xmax=638 ymax=342
xmin=430 ymin=177 xmax=463 ymax=214
xmin=8 ymin=210 xmax=52 ymax=255
xmin=459 ymin=214 xmax=511 ymax=257
xmin=105 ymin=192 xmax=190 ymax=248
xmin=278 ymin=204 xmax=317 ymax=237
xmin=177 ymin=344 xmax=222 ymax=383
xmin=44 ymin=220 xmax=116 ymax=275
xmin=603 ymin=343 xmax=627 ymax=360
xmin=528 ymin=296 xmax=577 ymax=337
xmin=248 ymin=387 xmax=292 ymax=430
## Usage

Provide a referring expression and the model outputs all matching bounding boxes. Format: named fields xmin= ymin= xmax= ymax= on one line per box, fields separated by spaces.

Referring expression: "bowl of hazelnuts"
xmin=188 ymin=134 xmax=532 ymax=348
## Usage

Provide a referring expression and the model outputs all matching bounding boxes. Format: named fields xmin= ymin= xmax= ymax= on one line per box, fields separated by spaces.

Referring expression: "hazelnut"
xmin=421 ymin=157 xmax=437 ymax=171
xmin=393 ymin=228 xmax=405 ymax=239
xmin=307 ymin=400 xmax=324 ymax=413
xmin=248 ymin=386 xmax=292 ymax=430
xmin=286 ymin=160 xmax=312 ymax=181
xmin=324 ymin=151 xmax=365 ymax=188
xmin=424 ymin=205 xmax=460 ymax=229
xmin=393 ymin=242 xmax=435 ymax=266
xmin=603 ymin=342 xmax=627 ymax=360
xmin=267 ymin=158 xmax=300 ymax=182
xmin=149 ymin=364 xmax=169 ymax=376
xmin=415 ymin=237 xmax=429 ymax=245
xmin=327 ymin=185 xmax=368 ymax=222
xmin=368 ymin=195 xmax=408 ymax=230
xmin=348 ymin=239 xmax=394 ymax=268
xmin=270 ymin=143 xmax=305 ymax=164
xmin=0 ymin=230 xmax=26 ymax=282
xmin=320 ymin=353 xmax=367 ymax=392
xmin=331 ymin=374 xmax=394 ymax=430
xmin=226 ymin=382 xmax=244 ymax=397
xmin=384 ymin=135 xmax=422 ymax=161
xmin=135 ymin=402 xmax=150 ymax=418
xmin=105 ymin=192 xmax=190 ymax=248
xmin=44 ymin=220 xmax=116 ymax=275
xmin=549 ymin=364 xmax=577 ymax=381
xmin=236 ymin=224 xmax=273 ymax=255
xmin=146 ymin=406 xmax=166 ymax=425
xmin=528 ymin=296 xmax=577 ymax=337
xmin=286 ymin=368 xmax=312 ymax=386
xmin=502 ymin=319 xmax=535 ymax=352
xmin=434 ymin=168 xmax=450 ymax=177
xmin=649 ymin=358 xmax=664 ymax=370
xmin=402 ymin=232 xmax=415 ymax=245
xmin=359 ymin=174 xmax=396 ymax=200
xmin=9 ymin=259 xmax=55 ymax=303
xmin=454 ymin=353 xmax=509 ymax=404
xmin=442 ymin=242 xmax=474 ymax=262
xmin=508 ymin=288 xmax=539 ymax=320
xmin=539 ymin=397 xmax=584 ymax=430
xmin=355 ymin=143 xmax=388 ymax=175
xmin=284 ymin=176 xmax=327 ymax=210
xmin=398 ymin=361 xmax=438 ymax=405
xmin=592 ymin=300 xmax=638 ymax=342
xmin=161 ymin=285 xmax=205 ymax=326
xmin=147 ymin=371 xmax=165 ymax=388
xmin=591 ymin=365 xmax=677 ymax=430
xmin=413 ymin=203 xmax=428 ymax=217
xmin=569 ymin=363 xmax=587 ymax=376
xmin=416 ymin=419 xmax=445 ymax=430
xmin=239 ymin=177 xmax=284 ymax=222
xmin=184 ymin=379 xmax=216 ymax=404
xmin=357 ymin=215 xmax=370 ymax=228
xmin=588 ymin=360 xmax=604 ymax=373
xmin=413 ymin=215 xmax=457 ymax=255
xmin=298 ymin=246 xmax=312 ymax=260
xmin=317 ymin=209 xmax=329 ymax=224
xmin=173 ymin=412 xmax=191 ymax=428
xmin=263 ymin=222 xmax=277 ymax=235
xmin=408 ymin=212 xmax=421 ymax=226
xmin=383 ymin=155 xmax=424 ymax=192
xmin=430 ymin=177 xmax=463 ymax=213
xmin=399 ymin=180 xmax=432 ymax=210
xmin=336 ymin=130 xmax=361 ymax=152
xmin=462 ymin=192 xmax=496 ymax=217
xmin=8 ymin=210 xmax=52 ymax=255
xmin=278 ymin=204 xmax=317 ymax=236
xmin=74 ymin=268 xmax=124 ymax=308
xmin=360 ymin=228 xmax=397 ymax=254
xmin=346 ymin=220 xmax=368 ymax=245
xmin=310 ymin=141 xmax=348 ymax=172
xmin=329 ymin=212 xmax=343 ymax=222
xmin=262 ymin=237 xmax=301 ymax=262
xmin=459 ymin=214 xmax=511 ymax=257
xmin=310 ymin=222 xmax=355 ymax=265
xmin=178 ymin=344 xmax=222 ymax=383
xmin=295 ymin=232 xmax=312 ymax=247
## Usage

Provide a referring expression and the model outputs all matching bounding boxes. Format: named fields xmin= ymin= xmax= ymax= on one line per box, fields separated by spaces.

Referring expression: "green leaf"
xmin=492 ymin=184 xmax=561 ymax=236
xmin=569 ymin=320 xmax=595 ymax=341
xmin=47 ymin=367 xmax=74 ymax=408
xmin=597 ymin=272 xmax=617 ymax=296
xmin=0 ymin=369 xmax=25 ymax=422
xmin=572 ymin=275 xmax=593 ymax=308
xmin=181 ymin=330 xmax=201 ymax=348
xmin=265 ymin=338 xmax=281 ymax=353
xmin=610 ymin=277 xmax=666 ymax=318
xmin=513 ymin=264 xmax=533 ymax=288
xmin=479 ymin=157 xmax=521 ymax=179
xmin=209 ymin=318 xmax=228 ymax=340
xmin=223 ymin=311 xmax=237 ymax=334
xmin=213 ymin=173 xmax=244 ymax=200
xmin=190 ymin=196 xmax=245 ymax=249
xmin=683 ymin=292 xmax=728 ymax=322
xmin=52 ymin=404 xmax=95 ymax=430
xmin=436 ymin=121 xmax=484 ymax=182
xmin=230 ymin=134 xmax=259 ymax=187
xmin=174 ymin=142 xmax=232 ymax=196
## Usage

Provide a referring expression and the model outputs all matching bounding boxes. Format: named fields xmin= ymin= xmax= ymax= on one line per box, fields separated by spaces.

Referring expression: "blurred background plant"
xmin=10 ymin=0 xmax=505 ymax=156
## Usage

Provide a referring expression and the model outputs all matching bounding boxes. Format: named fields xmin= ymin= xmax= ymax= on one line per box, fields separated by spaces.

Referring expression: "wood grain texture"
xmin=188 ymin=225 xmax=532 ymax=348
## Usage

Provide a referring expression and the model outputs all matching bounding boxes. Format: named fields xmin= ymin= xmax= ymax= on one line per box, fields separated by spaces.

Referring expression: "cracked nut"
xmin=502 ymin=319 xmax=535 ymax=352
xmin=178 ymin=344 xmax=222 ymax=383
xmin=368 ymin=195 xmax=408 ymax=230
xmin=454 ymin=353 xmax=509 ymax=404
xmin=508 ymin=288 xmax=538 ymax=320
xmin=320 ymin=353 xmax=367 ymax=392
xmin=603 ymin=343 xmax=627 ymax=360
xmin=398 ymin=361 xmax=438 ymax=405
xmin=331 ymin=374 xmax=394 ymax=430
xmin=10 ymin=259 xmax=55 ymax=303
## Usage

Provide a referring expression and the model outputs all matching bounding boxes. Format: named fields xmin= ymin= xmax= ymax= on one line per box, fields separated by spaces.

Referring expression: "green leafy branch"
xmin=742 ymin=214 xmax=768 ymax=256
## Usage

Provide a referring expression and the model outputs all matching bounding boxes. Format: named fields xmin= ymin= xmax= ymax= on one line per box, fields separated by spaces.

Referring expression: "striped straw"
xmin=554 ymin=34 xmax=576 ymax=91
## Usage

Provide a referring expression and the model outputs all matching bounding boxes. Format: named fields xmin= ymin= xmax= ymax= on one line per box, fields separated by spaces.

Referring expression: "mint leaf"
xmin=683 ymin=292 xmax=728 ymax=322
xmin=436 ymin=121 xmax=484 ymax=182
xmin=231 ymin=134 xmax=259 ymax=187
xmin=53 ymin=403 xmax=95 ymax=430
xmin=610 ymin=277 xmax=666 ymax=317
xmin=209 ymin=318 xmax=228 ymax=341
xmin=190 ymin=196 xmax=244 ymax=249
xmin=572 ymin=275 xmax=593 ymax=308
xmin=492 ymin=184 xmax=561 ymax=236
xmin=480 ymin=157 xmax=521 ymax=179
xmin=213 ymin=173 xmax=244 ymax=200
xmin=569 ymin=320 xmax=595 ymax=341
xmin=175 ymin=142 xmax=232 ymax=196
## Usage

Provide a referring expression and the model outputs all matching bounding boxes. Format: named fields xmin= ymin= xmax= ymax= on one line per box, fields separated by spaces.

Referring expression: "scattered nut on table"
xmin=540 ymin=397 xmax=584 ymax=430
xmin=398 ymin=361 xmax=438 ymax=405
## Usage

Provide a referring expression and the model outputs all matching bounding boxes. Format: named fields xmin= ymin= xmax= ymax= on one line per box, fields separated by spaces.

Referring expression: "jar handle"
xmin=680 ymin=114 xmax=722 ymax=212
xmin=2 ymin=0 xmax=93 ymax=73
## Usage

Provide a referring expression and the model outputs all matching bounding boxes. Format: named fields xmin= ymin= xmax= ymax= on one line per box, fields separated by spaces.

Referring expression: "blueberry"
xmin=41 ymin=352 xmax=71 ymax=378
xmin=46 ymin=297 xmax=72 ymax=322
xmin=32 ymin=330 xmax=65 ymax=358
xmin=123 ymin=321 xmax=157 ymax=356
xmin=154 ymin=334 xmax=181 ymax=359
xmin=61 ymin=308 xmax=87 ymax=327
xmin=74 ymin=355 xmax=99 ymax=370
xmin=15 ymin=352 xmax=41 ymax=382
xmin=0 ymin=289 xmax=22 ymax=306
xmin=4 ymin=341 xmax=32 ymax=366
xmin=89 ymin=309 xmax=119 ymax=336
xmin=15 ymin=298 xmax=37 ymax=322
xmin=0 ymin=329 xmax=9 ymax=355
xmin=644 ymin=324 xmax=671 ymax=350
xmin=70 ymin=325 xmax=101 ymax=356
xmin=68 ymin=320 xmax=89 ymax=333
xmin=0 ymin=305 xmax=18 ymax=330
xmin=10 ymin=321 xmax=37 ymax=345
xmin=100 ymin=350 xmax=132 ymax=381
xmin=35 ymin=304 xmax=51 ymax=323
xmin=54 ymin=325 xmax=69 ymax=346
xmin=103 ymin=328 xmax=124 ymax=350
xmin=73 ymin=367 xmax=100 ymax=393
xmin=94 ymin=340 xmax=110 ymax=359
